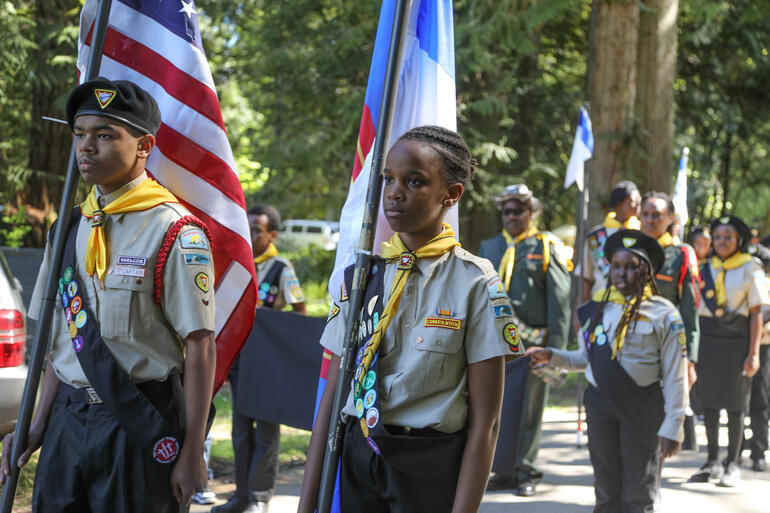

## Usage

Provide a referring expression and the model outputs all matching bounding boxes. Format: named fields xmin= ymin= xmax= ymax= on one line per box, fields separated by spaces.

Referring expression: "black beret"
xmin=604 ymin=229 xmax=664 ymax=274
xmin=710 ymin=215 xmax=752 ymax=251
xmin=609 ymin=180 xmax=639 ymax=207
xmin=66 ymin=77 xmax=161 ymax=136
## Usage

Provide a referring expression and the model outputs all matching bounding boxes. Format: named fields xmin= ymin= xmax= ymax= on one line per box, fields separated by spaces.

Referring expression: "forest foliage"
xmin=1 ymin=0 xmax=769 ymax=249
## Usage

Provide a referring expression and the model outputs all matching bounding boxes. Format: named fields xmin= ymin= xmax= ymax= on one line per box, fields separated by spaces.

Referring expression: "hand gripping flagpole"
xmin=315 ymin=1 xmax=412 ymax=512
xmin=0 ymin=1 xmax=112 ymax=510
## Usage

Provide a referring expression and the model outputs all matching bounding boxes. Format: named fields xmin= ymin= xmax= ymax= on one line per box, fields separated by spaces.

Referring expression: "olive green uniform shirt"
xmin=479 ymin=232 xmax=571 ymax=350
xmin=29 ymin=173 xmax=216 ymax=388
xmin=320 ymin=247 xmax=524 ymax=433
xmin=654 ymin=243 xmax=700 ymax=362
xmin=550 ymin=297 xmax=689 ymax=442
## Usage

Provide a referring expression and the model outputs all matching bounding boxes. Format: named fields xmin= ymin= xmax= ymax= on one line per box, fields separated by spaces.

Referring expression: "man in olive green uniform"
xmin=480 ymin=184 xmax=571 ymax=496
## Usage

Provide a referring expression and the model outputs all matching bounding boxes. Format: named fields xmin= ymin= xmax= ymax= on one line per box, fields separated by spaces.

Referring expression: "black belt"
xmin=385 ymin=425 xmax=453 ymax=437
xmin=57 ymin=379 xmax=174 ymax=405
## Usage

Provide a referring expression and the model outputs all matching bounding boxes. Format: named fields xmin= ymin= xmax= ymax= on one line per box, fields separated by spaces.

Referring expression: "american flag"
xmin=76 ymin=0 xmax=257 ymax=393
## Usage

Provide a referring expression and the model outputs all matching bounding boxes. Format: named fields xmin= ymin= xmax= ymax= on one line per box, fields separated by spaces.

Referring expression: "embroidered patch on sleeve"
xmin=180 ymin=229 xmax=209 ymax=250
xmin=195 ymin=272 xmax=210 ymax=293
xmin=340 ymin=281 xmax=349 ymax=302
xmin=327 ymin=303 xmax=340 ymax=323
xmin=502 ymin=322 xmax=520 ymax=352
xmin=486 ymin=276 xmax=507 ymax=299
xmin=424 ymin=317 xmax=462 ymax=330
xmin=184 ymin=253 xmax=211 ymax=266
xmin=493 ymin=304 xmax=513 ymax=318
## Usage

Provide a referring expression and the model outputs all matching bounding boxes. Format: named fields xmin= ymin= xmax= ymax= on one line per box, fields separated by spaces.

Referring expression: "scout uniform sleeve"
xmin=465 ymin=270 xmax=525 ymax=362
xmin=28 ymin=237 xmax=71 ymax=358
xmin=678 ymin=248 xmax=701 ymax=362
xmin=161 ymin=225 xmax=216 ymax=338
xmin=747 ymin=261 xmax=770 ymax=308
xmin=280 ymin=261 xmax=305 ymax=305
xmin=318 ymin=283 xmax=350 ymax=356
xmin=545 ymin=240 xmax=571 ymax=350
xmin=657 ymin=309 xmax=689 ymax=442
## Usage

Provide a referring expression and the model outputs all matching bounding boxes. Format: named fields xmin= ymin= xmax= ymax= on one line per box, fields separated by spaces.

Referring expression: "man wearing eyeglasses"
xmin=479 ymin=184 xmax=571 ymax=497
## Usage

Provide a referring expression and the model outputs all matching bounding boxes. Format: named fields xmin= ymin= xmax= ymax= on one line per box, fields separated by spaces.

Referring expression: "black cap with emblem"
xmin=710 ymin=214 xmax=752 ymax=251
xmin=604 ymin=229 xmax=665 ymax=274
xmin=66 ymin=77 xmax=161 ymax=136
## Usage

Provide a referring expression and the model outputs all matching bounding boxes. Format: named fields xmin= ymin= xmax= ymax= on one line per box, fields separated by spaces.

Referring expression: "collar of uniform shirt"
xmin=604 ymin=211 xmax=641 ymax=230
xmin=95 ymin=172 xmax=149 ymax=218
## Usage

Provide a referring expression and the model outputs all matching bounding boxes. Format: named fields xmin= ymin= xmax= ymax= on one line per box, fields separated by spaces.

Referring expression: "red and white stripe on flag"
xmin=77 ymin=0 xmax=257 ymax=393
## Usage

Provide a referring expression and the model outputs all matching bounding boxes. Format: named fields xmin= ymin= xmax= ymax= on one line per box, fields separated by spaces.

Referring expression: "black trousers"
xmin=340 ymin=421 xmax=465 ymax=513
xmin=584 ymin=386 xmax=659 ymax=513
xmin=230 ymin=361 xmax=280 ymax=502
xmin=750 ymin=344 xmax=770 ymax=460
xmin=32 ymin=386 xmax=183 ymax=513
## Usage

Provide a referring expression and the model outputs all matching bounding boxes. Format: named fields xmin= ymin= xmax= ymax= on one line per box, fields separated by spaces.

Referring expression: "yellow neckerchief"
xmin=254 ymin=242 xmax=278 ymax=264
xmin=593 ymin=285 xmax=653 ymax=359
xmin=80 ymin=179 xmax=178 ymax=282
xmin=499 ymin=225 xmax=538 ymax=292
xmin=353 ymin=223 xmax=460 ymax=395
xmin=657 ymin=232 xmax=674 ymax=248
xmin=711 ymin=252 xmax=754 ymax=306
xmin=604 ymin=211 xmax=641 ymax=230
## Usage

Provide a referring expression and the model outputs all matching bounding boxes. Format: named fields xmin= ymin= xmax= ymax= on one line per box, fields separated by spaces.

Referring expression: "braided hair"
xmin=396 ymin=125 xmax=477 ymax=186
xmin=587 ymin=251 xmax=660 ymax=344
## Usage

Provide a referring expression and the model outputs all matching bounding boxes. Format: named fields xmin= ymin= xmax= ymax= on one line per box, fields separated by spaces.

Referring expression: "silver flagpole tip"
xmin=41 ymin=116 xmax=68 ymax=125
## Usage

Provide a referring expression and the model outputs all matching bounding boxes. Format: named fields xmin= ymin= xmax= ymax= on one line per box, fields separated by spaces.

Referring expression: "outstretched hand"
xmin=524 ymin=347 xmax=553 ymax=366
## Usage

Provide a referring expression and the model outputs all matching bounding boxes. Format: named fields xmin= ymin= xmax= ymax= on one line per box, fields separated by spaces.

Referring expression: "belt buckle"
xmin=85 ymin=387 xmax=102 ymax=405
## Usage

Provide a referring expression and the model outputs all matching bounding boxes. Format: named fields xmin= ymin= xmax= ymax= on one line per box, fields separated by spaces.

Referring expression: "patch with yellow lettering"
xmin=424 ymin=317 xmax=462 ymax=330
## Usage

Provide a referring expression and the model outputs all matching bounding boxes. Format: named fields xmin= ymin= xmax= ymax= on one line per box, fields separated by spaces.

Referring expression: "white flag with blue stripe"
xmin=564 ymin=107 xmax=594 ymax=191
xmin=673 ymin=147 xmax=689 ymax=238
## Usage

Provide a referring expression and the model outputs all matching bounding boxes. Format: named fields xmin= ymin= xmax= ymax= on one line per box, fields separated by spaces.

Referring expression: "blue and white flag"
xmin=329 ymin=0 xmax=457 ymax=301
xmin=673 ymin=147 xmax=690 ymax=239
xmin=564 ymin=107 xmax=594 ymax=191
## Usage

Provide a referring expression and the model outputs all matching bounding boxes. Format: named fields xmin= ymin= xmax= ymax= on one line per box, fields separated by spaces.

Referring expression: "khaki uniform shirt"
xmin=697 ymin=259 xmax=770 ymax=317
xmin=29 ymin=173 xmax=216 ymax=388
xmin=320 ymin=247 xmax=524 ymax=433
xmin=257 ymin=255 xmax=304 ymax=311
xmin=550 ymin=297 xmax=689 ymax=442
xmin=580 ymin=223 xmax=619 ymax=297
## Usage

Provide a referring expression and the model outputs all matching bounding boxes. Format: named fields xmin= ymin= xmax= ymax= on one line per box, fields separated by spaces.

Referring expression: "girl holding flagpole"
xmin=298 ymin=126 xmax=523 ymax=513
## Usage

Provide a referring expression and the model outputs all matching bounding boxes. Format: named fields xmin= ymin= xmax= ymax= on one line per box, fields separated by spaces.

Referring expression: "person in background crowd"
xmin=527 ymin=229 xmax=687 ymax=513
xmin=742 ymin=234 xmax=770 ymax=472
xmin=639 ymin=192 xmax=700 ymax=450
xmin=213 ymin=205 xmax=306 ymax=513
xmin=479 ymin=184 xmax=571 ymax=497
xmin=581 ymin=181 xmax=642 ymax=302
xmin=690 ymin=215 xmax=770 ymax=486
xmin=689 ymin=226 xmax=712 ymax=264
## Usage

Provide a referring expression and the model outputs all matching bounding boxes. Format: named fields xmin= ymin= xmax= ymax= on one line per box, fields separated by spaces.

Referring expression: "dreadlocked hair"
xmin=586 ymin=255 xmax=660 ymax=344
xmin=396 ymin=125 xmax=477 ymax=186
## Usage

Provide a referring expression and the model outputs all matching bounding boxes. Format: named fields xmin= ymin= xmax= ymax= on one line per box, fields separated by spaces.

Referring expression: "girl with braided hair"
xmin=298 ymin=126 xmax=524 ymax=513
xmin=527 ymin=229 xmax=688 ymax=513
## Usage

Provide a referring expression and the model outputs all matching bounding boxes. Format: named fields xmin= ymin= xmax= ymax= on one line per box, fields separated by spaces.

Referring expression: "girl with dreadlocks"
xmin=298 ymin=126 xmax=524 ymax=513
xmin=527 ymin=229 xmax=688 ymax=513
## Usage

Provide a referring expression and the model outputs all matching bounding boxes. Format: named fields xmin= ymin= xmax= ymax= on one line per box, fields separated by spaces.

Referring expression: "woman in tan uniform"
xmin=690 ymin=215 xmax=770 ymax=486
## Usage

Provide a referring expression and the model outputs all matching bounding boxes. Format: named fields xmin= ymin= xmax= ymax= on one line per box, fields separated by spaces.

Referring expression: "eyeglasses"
xmin=503 ymin=207 xmax=529 ymax=217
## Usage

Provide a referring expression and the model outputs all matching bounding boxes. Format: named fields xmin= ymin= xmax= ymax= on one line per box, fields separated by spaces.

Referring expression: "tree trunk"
xmin=634 ymin=0 xmax=679 ymax=193
xmin=585 ymin=0 xmax=640 ymax=225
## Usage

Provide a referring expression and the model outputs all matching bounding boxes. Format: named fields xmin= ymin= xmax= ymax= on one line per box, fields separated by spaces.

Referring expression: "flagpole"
xmin=316 ymin=1 xmax=412 ymax=511
xmin=0 ymin=1 xmax=112 ymax=510
xmin=570 ymin=103 xmax=590 ymax=448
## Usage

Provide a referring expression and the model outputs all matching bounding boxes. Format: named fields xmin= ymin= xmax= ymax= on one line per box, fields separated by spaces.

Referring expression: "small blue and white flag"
xmin=673 ymin=147 xmax=690 ymax=238
xmin=564 ymin=107 xmax=594 ymax=191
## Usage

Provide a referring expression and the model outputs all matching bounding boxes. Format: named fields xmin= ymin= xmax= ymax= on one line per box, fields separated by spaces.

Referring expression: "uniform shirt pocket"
xmin=622 ymin=320 xmax=658 ymax=365
xmin=101 ymin=273 xmax=154 ymax=337
xmin=405 ymin=315 xmax=466 ymax=393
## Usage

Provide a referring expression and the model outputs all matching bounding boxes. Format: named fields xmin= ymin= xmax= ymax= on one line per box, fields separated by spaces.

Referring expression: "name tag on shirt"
xmin=115 ymin=265 xmax=145 ymax=277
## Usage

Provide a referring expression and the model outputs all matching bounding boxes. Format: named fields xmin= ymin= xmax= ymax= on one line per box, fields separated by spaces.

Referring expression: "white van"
xmin=278 ymin=220 xmax=340 ymax=251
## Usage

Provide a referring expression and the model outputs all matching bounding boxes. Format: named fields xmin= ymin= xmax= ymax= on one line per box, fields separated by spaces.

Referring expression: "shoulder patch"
xmin=327 ymin=303 xmax=340 ymax=323
xmin=486 ymin=276 xmax=508 ymax=299
xmin=184 ymin=253 xmax=211 ymax=266
xmin=180 ymin=229 xmax=209 ymax=250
